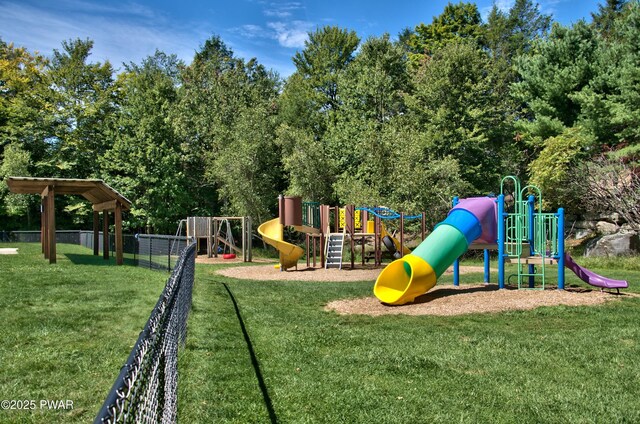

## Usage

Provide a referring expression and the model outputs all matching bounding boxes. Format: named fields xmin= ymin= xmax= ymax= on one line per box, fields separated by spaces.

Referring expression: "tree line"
xmin=1 ymin=0 xmax=638 ymax=234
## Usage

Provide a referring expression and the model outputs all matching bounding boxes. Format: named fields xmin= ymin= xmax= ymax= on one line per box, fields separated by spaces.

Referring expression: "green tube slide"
xmin=374 ymin=198 xmax=494 ymax=305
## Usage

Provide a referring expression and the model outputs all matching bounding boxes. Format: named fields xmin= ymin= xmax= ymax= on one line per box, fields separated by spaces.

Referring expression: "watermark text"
xmin=1 ymin=399 xmax=74 ymax=410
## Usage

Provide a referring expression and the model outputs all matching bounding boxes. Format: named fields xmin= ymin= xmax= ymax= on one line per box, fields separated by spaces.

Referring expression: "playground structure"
xmin=258 ymin=196 xmax=426 ymax=271
xmin=374 ymin=176 xmax=629 ymax=305
xmin=181 ymin=216 xmax=252 ymax=262
xmin=6 ymin=177 xmax=131 ymax=265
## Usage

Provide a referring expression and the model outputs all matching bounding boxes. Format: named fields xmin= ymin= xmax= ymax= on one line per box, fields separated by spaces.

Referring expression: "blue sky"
xmin=0 ymin=0 xmax=602 ymax=77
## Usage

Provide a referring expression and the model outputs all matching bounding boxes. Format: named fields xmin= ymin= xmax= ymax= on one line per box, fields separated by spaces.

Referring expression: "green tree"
xmin=512 ymin=21 xmax=601 ymax=145
xmin=101 ymin=51 xmax=190 ymax=233
xmin=528 ymin=126 xmax=595 ymax=209
xmin=387 ymin=124 xmax=472 ymax=226
xmin=485 ymin=0 xmax=551 ymax=60
xmin=328 ymin=34 xmax=410 ymax=206
xmin=408 ymin=2 xmax=483 ymax=64
xmin=173 ymin=36 xmax=281 ymax=220
xmin=592 ymin=1 xmax=640 ymax=146
xmin=592 ymin=0 xmax=629 ymax=38
xmin=211 ymin=102 xmax=281 ymax=224
xmin=277 ymin=26 xmax=360 ymax=203
xmin=0 ymin=41 xmax=51 ymax=166
xmin=0 ymin=142 xmax=32 ymax=222
xmin=0 ymin=41 xmax=51 ymax=228
xmin=45 ymin=38 xmax=117 ymax=180
xmin=277 ymin=124 xmax=337 ymax=203
xmin=292 ymin=26 xmax=360 ymax=113
xmin=408 ymin=41 xmax=507 ymax=192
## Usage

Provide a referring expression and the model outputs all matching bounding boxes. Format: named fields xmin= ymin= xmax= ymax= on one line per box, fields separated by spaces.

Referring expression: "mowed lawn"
xmin=1 ymin=243 xmax=639 ymax=423
xmin=180 ymin=261 xmax=640 ymax=423
xmin=0 ymin=243 xmax=167 ymax=423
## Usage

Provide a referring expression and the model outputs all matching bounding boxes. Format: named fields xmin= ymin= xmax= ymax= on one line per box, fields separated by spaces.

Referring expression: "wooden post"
xmin=207 ymin=217 xmax=212 ymax=258
xmin=313 ymin=235 xmax=317 ymax=267
xmin=421 ymin=212 xmax=426 ymax=240
xmin=247 ymin=216 xmax=252 ymax=262
xmin=241 ymin=216 xmax=246 ymax=262
xmin=319 ymin=205 xmax=330 ymax=268
xmin=213 ymin=219 xmax=219 ymax=258
xmin=46 ymin=185 xmax=56 ymax=264
xmin=115 ymin=202 xmax=123 ymax=265
xmin=41 ymin=196 xmax=48 ymax=258
xmin=345 ymin=205 xmax=355 ymax=269
xmin=103 ymin=210 xmax=110 ymax=260
xmin=41 ymin=198 xmax=46 ymax=254
xmin=93 ymin=211 xmax=100 ymax=256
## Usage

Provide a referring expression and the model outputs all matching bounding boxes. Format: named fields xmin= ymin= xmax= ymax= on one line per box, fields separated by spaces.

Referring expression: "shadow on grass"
xmin=223 ymin=283 xmax=278 ymax=424
xmin=65 ymin=253 xmax=137 ymax=267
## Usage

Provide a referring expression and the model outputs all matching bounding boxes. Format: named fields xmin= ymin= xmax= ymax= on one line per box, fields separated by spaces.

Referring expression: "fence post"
xmin=149 ymin=237 xmax=152 ymax=269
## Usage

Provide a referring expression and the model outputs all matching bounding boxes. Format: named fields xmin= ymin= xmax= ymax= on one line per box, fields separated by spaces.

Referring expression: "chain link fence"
xmin=94 ymin=242 xmax=196 ymax=423
xmin=8 ymin=231 xmax=189 ymax=271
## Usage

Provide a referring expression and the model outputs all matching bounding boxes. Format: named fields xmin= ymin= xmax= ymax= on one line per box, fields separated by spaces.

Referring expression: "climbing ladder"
xmin=325 ymin=232 xmax=345 ymax=269
xmin=501 ymin=176 xmax=559 ymax=289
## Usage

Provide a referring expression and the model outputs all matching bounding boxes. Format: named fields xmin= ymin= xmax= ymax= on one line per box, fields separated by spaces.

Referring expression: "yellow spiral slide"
xmin=258 ymin=218 xmax=304 ymax=270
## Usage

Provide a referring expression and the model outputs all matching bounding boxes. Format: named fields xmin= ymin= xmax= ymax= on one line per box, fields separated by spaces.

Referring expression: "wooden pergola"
xmin=7 ymin=177 xmax=132 ymax=265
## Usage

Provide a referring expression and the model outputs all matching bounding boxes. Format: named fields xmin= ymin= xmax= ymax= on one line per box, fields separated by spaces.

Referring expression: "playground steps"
xmin=325 ymin=233 xmax=345 ymax=269
xmin=507 ymin=256 xmax=558 ymax=265
xmin=469 ymin=242 xmax=530 ymax=251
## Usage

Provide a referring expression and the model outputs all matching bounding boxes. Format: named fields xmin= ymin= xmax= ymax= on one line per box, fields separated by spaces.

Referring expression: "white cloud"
xmin=236 ymin=24 xmax=265 ymax=39
xmin=264 ymin=9 xmax=291 ymax=18
xmin=267 ymin=21 xmax=312 ymax=48
xmin=480 ymin=0 xmax=515 ymax=21
xmin=263 ymin=2 xmax=303 ymax=18
xmin=495 ymin=0 xmax=515 ymax=12
xmin=0 ymin=1 xmax=200 ymax=69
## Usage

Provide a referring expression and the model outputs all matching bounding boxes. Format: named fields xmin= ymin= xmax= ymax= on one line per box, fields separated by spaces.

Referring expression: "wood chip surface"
xmin=214 ymin=263 xmax=630 ymax=316
xmin=326 ymin=285 xmax=626 ymax=316
xmin=215 ymin=263 xmax=484 ymax=282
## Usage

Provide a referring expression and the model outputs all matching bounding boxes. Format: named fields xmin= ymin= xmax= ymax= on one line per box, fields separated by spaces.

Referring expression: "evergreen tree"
xmin=592 ymin=0 xmax=629 ymax=38
xmin=408 ymin=2 xmax=484 ymax=64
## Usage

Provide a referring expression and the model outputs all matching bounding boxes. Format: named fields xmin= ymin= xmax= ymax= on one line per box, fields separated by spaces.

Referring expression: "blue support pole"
xmin=497 ymin=195 xmax=505 ymax=289
xmin=483 ymin=249 xmax=490 ymax=284
xmin=527 ymin=195 xmax=535 ymax=288
xmin=557 ymin=208 xmax=565 ymax=290
xmin=452 ymin=196 xmax=460 ymax=286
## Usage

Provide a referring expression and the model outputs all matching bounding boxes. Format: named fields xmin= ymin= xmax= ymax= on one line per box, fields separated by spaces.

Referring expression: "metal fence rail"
xmin=8 ymin=230 xmax=187 ymax=271
xmin=94 ymin=242 xmax=196 ymax=423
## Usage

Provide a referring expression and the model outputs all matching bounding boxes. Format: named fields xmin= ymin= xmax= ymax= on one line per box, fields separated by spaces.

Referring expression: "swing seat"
xmin=222 ymin=253 xmax=236 ymax=260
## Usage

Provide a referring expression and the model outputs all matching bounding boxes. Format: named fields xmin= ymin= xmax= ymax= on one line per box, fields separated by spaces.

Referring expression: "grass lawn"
xmin=2 ymin=242 xmax=639 ymax=423
xmin=0 ymin=243 xmax=167 ymax=423
xmin=180 ymin=260 xmax=640 ymax=423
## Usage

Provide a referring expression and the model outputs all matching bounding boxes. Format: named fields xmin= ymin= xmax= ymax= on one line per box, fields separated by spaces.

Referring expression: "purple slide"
xmin=564 ymin=253 xmax=628 ymax=290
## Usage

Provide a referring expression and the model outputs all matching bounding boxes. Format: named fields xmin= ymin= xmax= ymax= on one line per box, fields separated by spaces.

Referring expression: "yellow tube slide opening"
xmin=374 ymin=254 xmax=437 ymax=305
